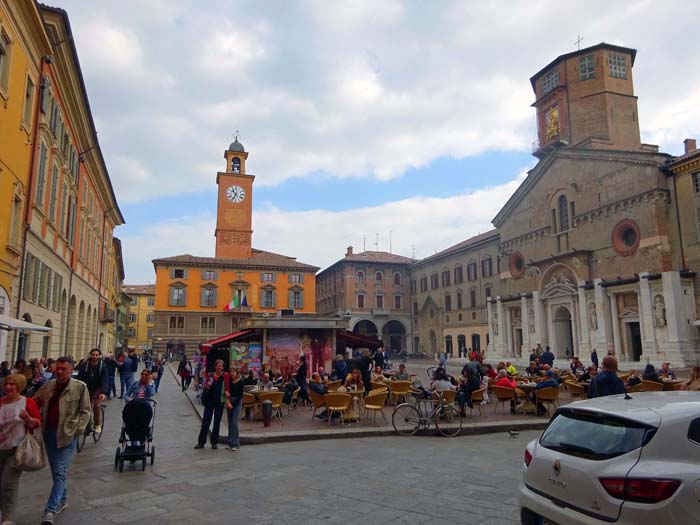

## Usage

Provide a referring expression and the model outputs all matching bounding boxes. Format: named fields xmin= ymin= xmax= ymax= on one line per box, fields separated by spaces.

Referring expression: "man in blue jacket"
xmin=588 ymin=356 xmax=625 ymax=398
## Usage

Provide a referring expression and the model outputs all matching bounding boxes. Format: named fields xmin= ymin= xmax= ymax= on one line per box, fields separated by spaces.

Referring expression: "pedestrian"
xmin=151 ymin=359 xmax=164 ymax=393
xmin=177 ymin=357 xmax=192 ymax=391
xmin=0 ymin=374 xmax=42 ymax=524
xmin=76 ymin=349 xmax=108 ymax=434
xmin=103 ymin=353 xmax=118 ymax=399
xmin=541 ymin=346 xmax=555 ymax=367
xmin=124 ymin=370 xmax=156 ymax=402
xmin=33 ymin=356 xmax=91 ymax=525
xmin=295 ymin=355 xmax=309 ymax=405
xmin=588 ymin=356 xmax=625 ymax=398
xmin=224 ymin=366 xmax=244 ymax=451
xmin=590 ymin=349 xmax=599 ymax=370
xmin=117 ymin=352 xmax=133 ymax=399
xmin=194 ymin=359 xmax=226 ymax=450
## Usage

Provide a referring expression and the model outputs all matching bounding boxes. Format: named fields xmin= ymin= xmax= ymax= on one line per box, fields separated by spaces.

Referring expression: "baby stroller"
xmin=114 ymin=398 xmax=156 ymax=472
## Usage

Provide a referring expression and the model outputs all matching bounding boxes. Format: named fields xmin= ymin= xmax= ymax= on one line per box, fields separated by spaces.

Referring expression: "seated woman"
xmin=682 ymin=366 xmax=700 ymax=391
xmin=370 ymin=365 xmax=386 ymax=383
xmin=525 ymin=362 xmax=540 ymax=377
xmin=626 ymin=369 xmax=642 ymax=388
xmin=124 ymin=370 xmax=156 ymax=402
xmin=642 ymin=364 xmax=662 ymax=383
xmin=483 ymin=363 xmax=497 ymax=380
xmin=344 ymin=369 xmax=364 ymax=391
xmin=494 ymin=369 xmax=518 ymax=414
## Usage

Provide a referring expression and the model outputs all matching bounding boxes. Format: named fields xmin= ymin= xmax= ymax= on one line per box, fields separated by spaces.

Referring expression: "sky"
xmin=54 ymin=0 xmax=700 ymax=283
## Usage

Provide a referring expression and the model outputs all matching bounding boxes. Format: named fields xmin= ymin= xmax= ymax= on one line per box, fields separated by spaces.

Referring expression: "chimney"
xmin=684 ymin=138 xmax=697 ymax=154
xmin=345 ymin=246 xmax=353 ymax=257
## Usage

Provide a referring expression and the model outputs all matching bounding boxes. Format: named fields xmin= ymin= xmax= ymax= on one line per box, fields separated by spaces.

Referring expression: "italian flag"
xmin=224 ymin=295 xmax=239 ymax=312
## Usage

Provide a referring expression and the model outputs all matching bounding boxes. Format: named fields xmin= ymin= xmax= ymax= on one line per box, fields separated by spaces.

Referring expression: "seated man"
xmin=578 ymin=366 xmax=596 ymax=383
xmin=570 ymin=357 xmax=585 ymax=375
xmin=309 ymin=373 xmax=333 ymax=420
xmin=260 ymin=373 xmax=275 ymax=390
xmin=533 ymin=371 xmax=559 ymax=416
xmin=317 ymin=367 xmax=330 ymax=383
xmin=394 ymin=363 xmax=410 ymax=381
xmin=505 ymin=361 xmax=517 ymax=377
xmin=525 ymin=361 xmax=540 ymax=377
xmin=494 ymin=369 xmax=518 ymax=414
xmin=344 ymin=369 xmax=364 ymax=391
xmin=659 ymin=362 xmax=676 ymax=380
xmin=124 ymin=370 xmax=156 ymax=402
xmin=456 ymin=368 xmax=481 ymax=416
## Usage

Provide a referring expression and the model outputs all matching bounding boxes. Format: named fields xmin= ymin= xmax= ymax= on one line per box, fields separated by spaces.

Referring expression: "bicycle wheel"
xmin=392 ymin=404 xmax=421 ymax=436
xmin=76 ymin=429 xmax=87 ymax=452
xmin=93 ymin=406 xmax=105 ymax=443
xmin=435 ymin=405 xmax=462 ymax=437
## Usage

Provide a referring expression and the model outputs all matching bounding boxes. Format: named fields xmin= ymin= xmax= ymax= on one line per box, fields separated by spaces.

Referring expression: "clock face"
xmin=226 ymin=185 xmax=246 ymax=203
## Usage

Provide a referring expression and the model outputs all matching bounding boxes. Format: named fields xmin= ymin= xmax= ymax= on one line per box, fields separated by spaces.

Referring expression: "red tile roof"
xmin=123 ymin=284 xmax=156 ymax=295
xmin=342 ymin=251 xmax=415 ymax=264
xmin=152 ymin=249 xmax=319 ymax=271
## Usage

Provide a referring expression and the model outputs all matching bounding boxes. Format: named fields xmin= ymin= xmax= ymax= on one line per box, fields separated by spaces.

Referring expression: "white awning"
xmin=0 ymin=314 xmax=52 ymax=332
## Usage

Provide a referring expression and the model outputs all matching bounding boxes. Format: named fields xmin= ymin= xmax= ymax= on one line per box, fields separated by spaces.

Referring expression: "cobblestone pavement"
xmin=16 ymin=365 xmax=535 ymax=524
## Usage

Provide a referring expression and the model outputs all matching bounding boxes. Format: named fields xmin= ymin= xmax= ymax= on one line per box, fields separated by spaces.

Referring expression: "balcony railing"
xmin=100 ymin=307 xmax=116 ymax=323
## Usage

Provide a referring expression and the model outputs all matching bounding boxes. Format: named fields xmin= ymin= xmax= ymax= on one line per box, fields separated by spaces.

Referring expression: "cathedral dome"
xmin=228 ymin=139 xmax=245 ymax=152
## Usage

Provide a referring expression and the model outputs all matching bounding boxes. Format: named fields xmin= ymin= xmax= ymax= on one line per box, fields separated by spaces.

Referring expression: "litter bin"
xmin=262 ymin=399 xmax=273 ymax=427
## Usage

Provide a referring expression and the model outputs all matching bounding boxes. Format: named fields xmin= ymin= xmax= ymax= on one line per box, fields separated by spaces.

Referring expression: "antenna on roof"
xmin=574 ymin=34 xmax=584 ymax=51
xmin=389 ymin=230 xmax=393 ymax=254
xmin=363 ymin=237 xmax=366 ymax=251
xmin=411 ymin=245 xmax=415 ymax=258
xmin=375 ymin=233 xmax=379 ymax=252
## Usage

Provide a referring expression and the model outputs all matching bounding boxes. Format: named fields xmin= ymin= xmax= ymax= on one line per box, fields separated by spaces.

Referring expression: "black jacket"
xmin=78 ymin=360 xmax=108 ymax=394
xmin=588 ymin=371 xmax=625 ymax=398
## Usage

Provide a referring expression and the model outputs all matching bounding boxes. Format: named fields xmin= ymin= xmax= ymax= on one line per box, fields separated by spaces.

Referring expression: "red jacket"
xmin=495 ymin=377 xmax=516 ymax=389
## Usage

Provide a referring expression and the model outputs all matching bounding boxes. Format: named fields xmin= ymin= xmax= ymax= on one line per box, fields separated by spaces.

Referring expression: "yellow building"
xmin=0 ymin=1 xmax=51 ymax=360
xmin=123 ymin=285 xmax=155 ymax=352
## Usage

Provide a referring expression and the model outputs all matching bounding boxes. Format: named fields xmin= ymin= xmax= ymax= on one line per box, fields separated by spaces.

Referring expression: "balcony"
xmin=100 ymin=307 xmax=116 ymax=323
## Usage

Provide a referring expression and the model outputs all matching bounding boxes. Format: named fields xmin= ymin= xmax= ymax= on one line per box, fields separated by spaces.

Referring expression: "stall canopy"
xmin=199 ymin=329 xmax=255 ymax=352
xmin=337 ymin=330 xmax=383 ymax=349
xmin=0 ymin=314 xmax=52 ymax=332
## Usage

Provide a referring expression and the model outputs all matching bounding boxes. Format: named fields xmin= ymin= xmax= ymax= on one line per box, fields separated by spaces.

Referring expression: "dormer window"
xmin=542 ymin=69 xmax=559 ymax=94
xmin=232 ymin=157 xmax=241 ymax=173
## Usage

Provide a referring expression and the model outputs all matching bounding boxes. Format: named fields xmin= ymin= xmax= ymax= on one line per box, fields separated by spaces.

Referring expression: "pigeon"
xmin=508 ymin=429 xmax=519 ymax=438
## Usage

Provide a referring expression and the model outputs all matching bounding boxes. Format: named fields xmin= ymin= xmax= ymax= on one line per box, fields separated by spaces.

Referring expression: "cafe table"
xmin=516 ymin=382 xmax=538 ymax=414
xmin=336 ymin=388 xmax=364 ymax=421
xmin=662 ymin=379 xmax=683 ymax=391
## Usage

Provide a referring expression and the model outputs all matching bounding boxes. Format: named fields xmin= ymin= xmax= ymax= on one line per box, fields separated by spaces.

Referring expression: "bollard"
xmin=262 ymin=399 xmax=273 ymax=427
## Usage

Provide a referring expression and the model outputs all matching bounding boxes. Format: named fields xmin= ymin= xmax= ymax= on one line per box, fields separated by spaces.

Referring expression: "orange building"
xmin=151 ymin=139 xmax=319 ymax=357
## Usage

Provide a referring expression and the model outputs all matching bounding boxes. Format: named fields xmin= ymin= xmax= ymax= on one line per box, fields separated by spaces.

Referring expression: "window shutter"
xmin=288 ymin=274 xmax=293 ymax=284
xmin=200 ymin=270 xmax=207 ymax=280
xmin=272 ymin=272 xmax=276 ymax=283
xmin=169 ymin=268 xmax=175 ymax=279
xmin=299 ymin=273 xmax=304 ymax=283
xmin=272 ymin=290 xmax=276 ymax=308
xmin=288 ymin=290 xmax=294 ymax=308
xmin=260 ymin=289 xmax=265 ymax=307
xmin=299 ymin=290 xmax=304 ymax=309
xmin=200 ymin=288 xmax=206 ymax=306
xmin=260 ymin=272 xmax=265 ymax=282
xmin=169 ymin=287 xmax=175 ymax=305
xmin=183 ymin=269 xmax=188 ymax=279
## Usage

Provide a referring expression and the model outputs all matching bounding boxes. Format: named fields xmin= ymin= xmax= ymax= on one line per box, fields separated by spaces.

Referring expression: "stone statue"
xmin=653 ymin=295 xmax=667 ymax=328
xmin=492 ymin=311 xmax=499 ymax=336
xmin=589 ymin=302 xmax=598 ymax=331
xmin=528 ymin=308 xmax=535 ymax=334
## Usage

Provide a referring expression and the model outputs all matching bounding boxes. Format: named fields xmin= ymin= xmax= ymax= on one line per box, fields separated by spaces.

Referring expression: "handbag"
xmin=14 ymin=429 xmax=47 ymax=472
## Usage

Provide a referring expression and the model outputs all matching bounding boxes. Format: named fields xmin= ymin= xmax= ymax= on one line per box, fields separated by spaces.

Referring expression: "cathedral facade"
xmin=487 ymin=43 xmax=698 ymax=366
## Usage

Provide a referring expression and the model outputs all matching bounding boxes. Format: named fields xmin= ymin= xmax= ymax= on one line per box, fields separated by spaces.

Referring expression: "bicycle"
xmin=76 ymin=403 xmax=106 ymax=452
xmin=392 ymin=390 xmax=462 ymax=437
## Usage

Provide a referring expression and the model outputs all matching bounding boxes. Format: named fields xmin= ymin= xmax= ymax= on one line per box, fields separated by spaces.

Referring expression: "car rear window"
xmin=539 ymin=409 xmax=656 ymax=460
xmin=689 ymin=418 xmax=700 ymax=446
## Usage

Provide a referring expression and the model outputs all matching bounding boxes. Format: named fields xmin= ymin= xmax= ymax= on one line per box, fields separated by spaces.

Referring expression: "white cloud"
xmin=121 ymin=172 xmax=525 ymax=283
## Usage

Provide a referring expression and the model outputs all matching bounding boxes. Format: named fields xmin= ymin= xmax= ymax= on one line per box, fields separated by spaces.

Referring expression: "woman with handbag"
xmin=194 ymin=359 xmax=226 ymax=450
xmin=0 ymin=374 xmax=41 ymax=525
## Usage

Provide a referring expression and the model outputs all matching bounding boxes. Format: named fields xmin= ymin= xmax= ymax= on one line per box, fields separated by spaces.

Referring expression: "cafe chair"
xmin=288 ymin=387 xmax=301 ymax=415
xmin=389 ymin=381 xmax=412 ymax=405
xmin=470 ymin=388 xmax=487 ymax=417
xmin=326 ymin=380 xmax=342 ymax=392
xmin=370 ymin=381 xmax=387 ymax=392
xmin=492 ymin=386 xmax=517 ymax=415
xmin=308 ymin=390 xmax=326 ymax=421
xmin=534 ymin=387 xmax=560 ymax=416
xmin=368 ymin=387 xmax=388 ymax=397
xmin=324 ymin=393 xmax=351 ymax=426
xmin=564 ymin=381 xmax=586 ymax=401
xmin=257 ymin=391 xmax=284 ymax=421
xmin=241 ymin=392 xmax=256 ymax=421
xmin=432 ymin=389 xmax=457 ymax=406
xmin=363 ymin=390 xmax=388 ymax=425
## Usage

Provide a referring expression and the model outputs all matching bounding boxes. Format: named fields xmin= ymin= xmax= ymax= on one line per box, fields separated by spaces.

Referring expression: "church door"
xmin=553 ymin=306 xmax=574 ymax=359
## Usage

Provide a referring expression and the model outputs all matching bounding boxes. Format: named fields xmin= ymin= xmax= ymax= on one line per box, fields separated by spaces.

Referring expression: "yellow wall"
xmin=0 ymin=3 xmax=49 ymax=303
xmin=126 ymin=292 xmax=154 ymax=350
xmin=154 ymin=266 xmax=317 ymax=313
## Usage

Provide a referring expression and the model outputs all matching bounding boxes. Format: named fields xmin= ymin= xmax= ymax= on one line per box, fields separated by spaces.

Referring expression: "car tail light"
xmin=524 ymin=448 xmax=533 ymax=467
xmin=600 ymin=478 xmax=681 ymax=503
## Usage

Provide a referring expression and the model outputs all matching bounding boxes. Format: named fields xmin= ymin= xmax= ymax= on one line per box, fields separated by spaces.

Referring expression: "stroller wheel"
xmin=141 ymin=458 xmax=146 ymax=471
xmin=118 ymin=459 xmax=124 ymax=472
xmin=114 ymin=448 xmax=121 ymax=470
xmin=150 ymin=445 xmax=156 ymax=465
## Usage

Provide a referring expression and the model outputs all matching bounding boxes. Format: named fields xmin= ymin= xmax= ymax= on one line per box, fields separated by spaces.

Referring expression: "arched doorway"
xmin=77 ymin=301 xmax=86 ymax=359
xmin=457 ymin=334 xmax=466 ymax=357
xmin=444 ymin=335 xmax=453 ymax=357
xmin=353 ymin=320 xmax=378 ymax=337
xmin=553 ymin=306 xmax=574 ymax=359
xmin=381 ymin=320 xmax=406 ymax=355
xmin=471 ymin=333 xmax=481 ymax=352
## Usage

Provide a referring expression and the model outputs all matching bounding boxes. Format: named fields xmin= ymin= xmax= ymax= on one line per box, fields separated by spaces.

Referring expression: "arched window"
xmin=393 ymin=272 xmax=401 ymax=286
xmin=558 ymin=195 xmax=569 ymax=231
xmin=357 ymin=271 xmax=365 ymax=286
xmin=232 ymin=157 xmax=241 ymax=173
xmin=375 ymin=271 xmax=383 ymax=284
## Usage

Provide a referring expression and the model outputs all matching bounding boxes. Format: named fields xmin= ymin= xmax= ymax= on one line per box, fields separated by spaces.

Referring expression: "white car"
xmin=519 ymin=391 xmax=700 ymax=524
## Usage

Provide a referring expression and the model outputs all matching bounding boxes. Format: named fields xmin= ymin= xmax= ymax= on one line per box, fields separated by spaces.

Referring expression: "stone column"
xmin=533 ymin=291 xmax=546 ymax=347
xmin=593 ymin=279 xmax=612 ymax=353
xmin=505 ymin=307 xmax=513 ymax=357
xmin=495 ymin=297 xmax=507 ymax=357
xmin=609 ymin=293 xmax=621 ymax=358
xmin=486 ymin=301 xmax=494 ymax=353
xmin=662 ymin=271 xmax=685 ymax=343
xmin=521 ymin=294 xmax=530 ymax=354
xmin=638 ymin=273 xmax=655 ymax=349
xmin=577 ymin=280 xmax=590 ymax=354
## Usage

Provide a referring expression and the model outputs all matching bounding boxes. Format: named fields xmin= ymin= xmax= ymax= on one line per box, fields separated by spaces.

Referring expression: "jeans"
xmin=227 ymin=398 xmax=242 ymax=448
xmin=44 ymin=429 xmax=76 ymax=513
xmin=197 ymin=403 xmax=224 ymax=446
xmin=0 ymin=448 xmax=22 ymax=518
xmin=107 ymin=375 xmax=117 ymax=398
xmin=119 ymin=374 xmax=127 ymax=397
xmin=154 ymin=375 xmax=162 ymax=393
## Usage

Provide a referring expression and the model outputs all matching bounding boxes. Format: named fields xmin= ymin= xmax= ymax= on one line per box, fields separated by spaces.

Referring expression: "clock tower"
xmin=215 ymin=137 xmax=254 ymax=259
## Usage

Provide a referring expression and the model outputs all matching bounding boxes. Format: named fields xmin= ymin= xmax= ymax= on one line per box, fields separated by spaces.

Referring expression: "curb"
xmin=168 ymin=365 xmax=548 ymax=445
